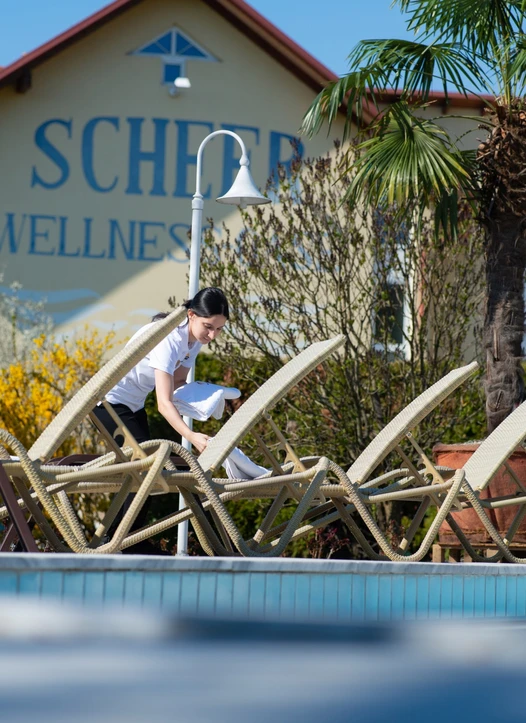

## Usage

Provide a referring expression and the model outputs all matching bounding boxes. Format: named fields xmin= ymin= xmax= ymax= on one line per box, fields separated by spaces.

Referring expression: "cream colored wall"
xmin=0 ymin=0 xmax=344 ymax=344
xmin=377 ymin=100 xmax=486 ymax=149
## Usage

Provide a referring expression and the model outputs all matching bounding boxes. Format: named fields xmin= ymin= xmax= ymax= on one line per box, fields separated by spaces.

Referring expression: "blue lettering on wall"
xmin=82 ymin=117 xmax=119 ymax=192
xmin=82 ymin=217 xmax=106 ymax=259
xmin=108 ymin=219 xmax=136 ymax=259
xmin=57 ymin=216 xmax=80 ymax=257
xmin=0 ymin=213 xmax=241 ymax=264
xmin=125 ymin=118 xmax=168 ymax=196
xmin=167 ymin=223 xmax=190 ymax=262
xmin=269 ymin=131 xmax=304 ymax=177
xmin=31 ymin=119 xmax=72 ymax=189
xmin=30 ymin=117 xmax=304 ymax=198
xmin=0 ymin=213 xmax=27 ymax=253
xmin=138 ymin=221 xmax=164 ymax=261
xmin=28 ymin=215 xmax=56 ymax=256
xmin=220 ymin=124 xmax=259 ymax=196
xmin=173 ymin=120 xmax=214 ymax=198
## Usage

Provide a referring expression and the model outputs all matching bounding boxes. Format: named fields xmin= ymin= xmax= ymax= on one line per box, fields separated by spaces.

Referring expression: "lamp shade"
xmin=216 ymin=164 xmax=270 ymax=207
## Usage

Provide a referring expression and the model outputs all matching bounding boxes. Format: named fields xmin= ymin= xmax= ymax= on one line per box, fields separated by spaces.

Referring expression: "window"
xmin=372 ymin=217 xmax=413 ymax=359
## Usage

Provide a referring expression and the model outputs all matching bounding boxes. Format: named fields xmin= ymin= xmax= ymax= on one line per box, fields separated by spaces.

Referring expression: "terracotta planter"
xmin=433 ymin=443 xmax=526 ymax=546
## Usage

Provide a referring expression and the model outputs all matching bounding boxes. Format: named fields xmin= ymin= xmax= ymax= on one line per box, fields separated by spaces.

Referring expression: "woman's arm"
xmin=172 ymin=364 xmax=190 ymax=389
xmin=154 ymin=368 xmax=210 ymax=453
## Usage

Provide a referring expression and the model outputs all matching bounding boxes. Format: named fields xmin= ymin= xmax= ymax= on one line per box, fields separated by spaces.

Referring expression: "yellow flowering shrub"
xmin=0 ymin=328 xmax=115 ymax=455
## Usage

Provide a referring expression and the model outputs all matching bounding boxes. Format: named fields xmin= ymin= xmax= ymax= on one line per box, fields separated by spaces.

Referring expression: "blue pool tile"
xmin=516 ymin=576 xmax=526 ymax=617
xmin=215 ymin=573 xmax=234 ymax=616
xmin=416 ymin=575 xmax=430 ymax=619
xmin=231 ymin=573 xmax=249 ymax=617
xmin=495 ymin=576 xmax=508 ymax=618
xmin=309 ymin=576 xmax=325 ymax=619
xmin=179 ymin=572 xmax=199 ymax=614
xmin=143 ymin=573 xmax=163 ymax=608
xmin=403 ymin=575 xmax=417 ymax=620
xmin=84 ymin=573 xmax=105 ymax=605
xmin=390 ymin=575 xmax=405 ymax=620
xmin=0 ymin=572 xmax=18 ymax=595
xmin=197 ymin=573 xmax=217 ymax=615
xmin=462 ymin=576 xmax=475 ymax=617
xmin=294 ymin=575 xmax=311 ymax=619
xmin=473 ymin=576 xmax=486 ymax=617
xmin=19 ymin=572 xmax=40 ymax=596
xmin=248 ymin=573 xmax=266 ymax=618
xmin=351 ymin=574 xmax=366 ymax=620
xmin=428 ymin=576 xmax=442 ymax=618
xmin=63 ymin=572 xmax=85 ymax=601
xmin=123 ymin=571 xmax=144 ymax=607
xmin=484 ymin=575 xmax=496 ymax=617
xmin=279 ymin=573 xmax=296 ymax=618
xmin=377 ymin=575 xmax=392 ymax=621
xmin=264 ymin=573 xmax=282 ymax=618
xmin=365 ymin=575 xmax=379 ymax=621
xmin=505 ymin=576 xmax=517 ymax=617
xmin=40 ymin=572 xmax=63 ymax=598
xmin=161 ymin=572 xmax=182 ymax=613
xmin=451 ymin=576 xmax=464 ymax=617
xmin=103 ymin=571 xmax=125 ymax=606
xmin=336 ymin=573 xmax=353 ymax=622
xmin=439 ymin=575 xmax=453 ymax=619
xmin=322 ymin=573 xmax=338 ymax=620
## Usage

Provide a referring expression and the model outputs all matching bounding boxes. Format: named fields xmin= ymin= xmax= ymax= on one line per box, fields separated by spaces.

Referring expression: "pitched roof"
xmin=0 ymin=0 xmax=337 ymax=93
xmin=0 ymin=0 xmax=490 ymax=117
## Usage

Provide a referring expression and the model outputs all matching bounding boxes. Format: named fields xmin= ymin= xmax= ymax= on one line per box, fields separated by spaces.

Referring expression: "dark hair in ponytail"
xmin=184 ymin=287 xmax=229 ymax=319
xmin=151 ymin=288 xmax=229 ymax=322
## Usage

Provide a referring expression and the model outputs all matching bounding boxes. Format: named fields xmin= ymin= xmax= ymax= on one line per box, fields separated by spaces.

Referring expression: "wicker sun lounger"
xmin=0 ymin=334 xmax=345 ymax=555
xmin=91 ymin=334 xmax=348 ymax=556
xmin=149 ymin=358 xmax=479 ymax=559
xmin=0 ymin=307 xmax=187 ymax=551
xmin=261 ymin=361 xmax=481 ymax=562
xmin=437 ymin=399 xmax=526 ymax=563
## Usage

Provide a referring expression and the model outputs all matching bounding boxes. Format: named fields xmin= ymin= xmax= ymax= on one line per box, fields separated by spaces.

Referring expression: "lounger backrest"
xmin=29 ymin=307 xmax=187 ymax=462
xmin=198 ymin=335 xmax=346 ymax=474
xmin=462 ymin=399 xmax=526 ymax=491
xmin=347 ymin=361 xmax=479 ymax=484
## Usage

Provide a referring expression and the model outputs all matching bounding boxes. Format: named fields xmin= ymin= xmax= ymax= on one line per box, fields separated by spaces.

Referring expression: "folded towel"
xmin=223 ymin=446 xmax=268 ymax=479
xmin=172 ymin=382 xmax=267 ymax=479
xmin=173 ymin=381 xmax=241 ymax=421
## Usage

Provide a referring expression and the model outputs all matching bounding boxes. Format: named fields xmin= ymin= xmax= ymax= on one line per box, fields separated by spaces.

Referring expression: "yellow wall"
xmin=0 ymin=0 xmax=344 ymax=341
xmin=0 ymin=0 xmax=486 ymax=347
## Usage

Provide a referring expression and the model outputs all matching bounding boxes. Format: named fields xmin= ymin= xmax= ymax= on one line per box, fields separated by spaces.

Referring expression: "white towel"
xmin=173 ymin=381 xmax=241 ymax=421
xmin=172 ymin=382 xmax=267 ymax=479
xmin=223 ymin=446 xmax=268 ymax=479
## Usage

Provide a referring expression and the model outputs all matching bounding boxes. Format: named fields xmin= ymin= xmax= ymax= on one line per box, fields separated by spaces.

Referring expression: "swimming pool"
xmin=1 ymin=554 xmax=525 ymax=620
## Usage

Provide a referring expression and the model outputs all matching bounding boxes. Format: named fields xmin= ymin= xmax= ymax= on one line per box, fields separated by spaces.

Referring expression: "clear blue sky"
xmin=0 ymin=0 xmax=415 ymax=75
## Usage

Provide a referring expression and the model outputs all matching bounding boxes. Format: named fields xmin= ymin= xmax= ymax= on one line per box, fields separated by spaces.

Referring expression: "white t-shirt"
xmin=105 ymin=320 xmax=201 ymax=412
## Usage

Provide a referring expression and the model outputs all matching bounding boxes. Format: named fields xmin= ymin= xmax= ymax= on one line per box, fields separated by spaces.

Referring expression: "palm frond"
xmin=394 ymin=0 xmax=524 ymax=54
xmin=347 ymin=38 xmax=488 ymax=97
xmin=301 ymin=67 xmax=383 ymax=140
xmin=343 ymin=103 xmax=476 ymax=236
xmin=506 ymin=35 xmax=526 ymax=98
xmin=301 ymin=37 xmax=489 ymax=139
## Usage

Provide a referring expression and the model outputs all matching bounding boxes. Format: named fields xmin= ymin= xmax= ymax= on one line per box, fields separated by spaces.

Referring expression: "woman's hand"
xmin=190 ymin=432 xmax=210 ymax=453
xmin=154 ymin=369 xmax=211 ymax=454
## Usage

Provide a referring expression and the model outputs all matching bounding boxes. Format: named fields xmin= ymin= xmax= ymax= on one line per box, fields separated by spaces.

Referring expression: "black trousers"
xmin=91 ymin=402 xmax=152 ymax=548
xmin=91 ymin=403 xmax=150 ymax=446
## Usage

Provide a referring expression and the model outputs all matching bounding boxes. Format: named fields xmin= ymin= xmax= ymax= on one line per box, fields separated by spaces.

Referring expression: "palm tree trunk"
xmin=484 ymin=217 xmax=526 ymax=433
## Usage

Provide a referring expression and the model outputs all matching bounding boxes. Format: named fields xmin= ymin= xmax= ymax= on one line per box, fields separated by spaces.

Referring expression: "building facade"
xmin=0 ymin=0 xmax=486 ymax=345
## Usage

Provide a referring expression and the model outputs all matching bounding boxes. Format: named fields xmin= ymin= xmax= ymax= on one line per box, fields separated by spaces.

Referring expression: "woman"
xmin=91 ymin=287 xmax=229 ymax=552
xmin=93 ymin=286 xmax=229 ymax=453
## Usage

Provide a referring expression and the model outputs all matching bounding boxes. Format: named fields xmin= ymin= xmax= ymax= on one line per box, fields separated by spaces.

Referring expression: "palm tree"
xmin=301 ymin=0 xmax=526 ymax=433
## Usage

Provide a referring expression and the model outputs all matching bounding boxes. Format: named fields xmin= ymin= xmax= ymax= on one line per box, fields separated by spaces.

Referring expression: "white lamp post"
xmin=177 ymin=129 xmax=270 ymax=555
